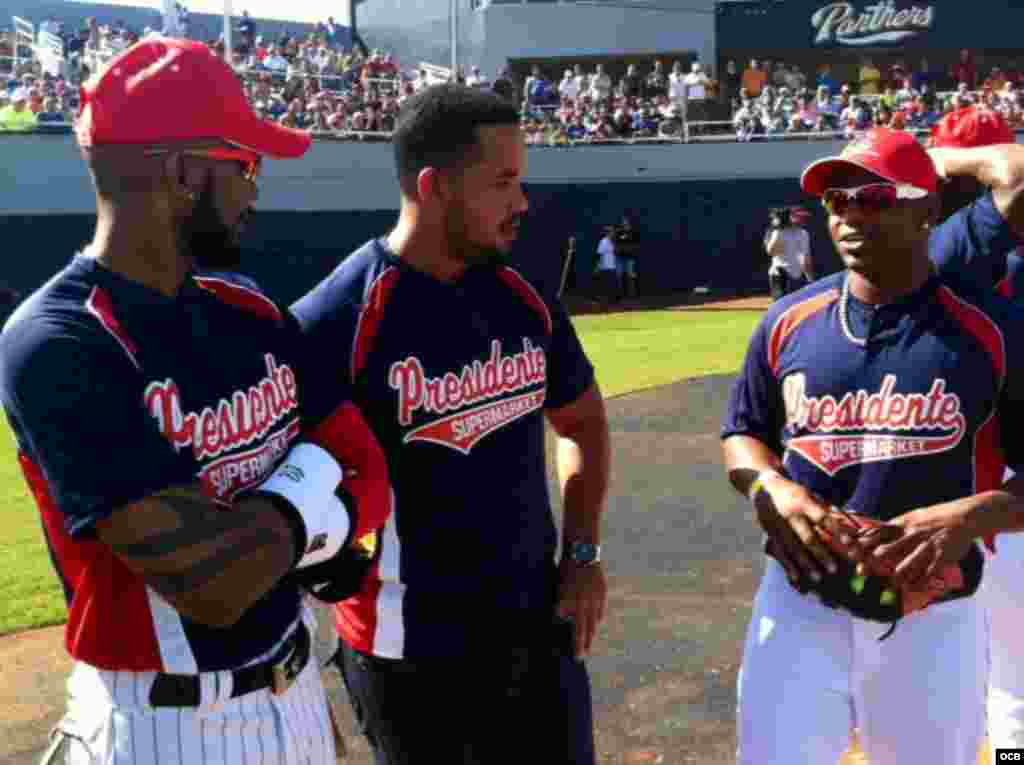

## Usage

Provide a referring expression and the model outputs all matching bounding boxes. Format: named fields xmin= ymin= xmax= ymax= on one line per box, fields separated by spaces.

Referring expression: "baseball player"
xmin=721 ymin=127 xmax=1024 ymax=765
xmin=924 ymin=107 xmax=1024 ymax=752
xmin=290 ymin=84 xmax=611 ymax=764
xmin=1 ymin=38 xmax=392 ymax=764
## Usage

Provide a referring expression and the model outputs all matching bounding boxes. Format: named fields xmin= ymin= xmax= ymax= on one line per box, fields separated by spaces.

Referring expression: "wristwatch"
xmin=568 ymin=541 xmax=602 ymax=567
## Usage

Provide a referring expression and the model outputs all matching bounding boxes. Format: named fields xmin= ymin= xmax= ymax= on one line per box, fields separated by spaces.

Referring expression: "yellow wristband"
xmin=748 ymin=469 xmax=784 ymax=503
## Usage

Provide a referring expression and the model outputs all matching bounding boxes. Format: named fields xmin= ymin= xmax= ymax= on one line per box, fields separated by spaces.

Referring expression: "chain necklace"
xmin=838 ymin=275 xmax=868 ymax=347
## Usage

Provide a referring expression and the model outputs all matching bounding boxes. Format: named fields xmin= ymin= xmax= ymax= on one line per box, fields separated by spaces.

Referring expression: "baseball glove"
xmin=766 ymin=507 xmax=984 ymax=640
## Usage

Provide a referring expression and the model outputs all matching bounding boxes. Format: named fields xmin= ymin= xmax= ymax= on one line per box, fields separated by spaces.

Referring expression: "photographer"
xmin=613 ymin=214 xmax=641 ymax=299
xmin=764 ymin=207 xmax=810 ymax=300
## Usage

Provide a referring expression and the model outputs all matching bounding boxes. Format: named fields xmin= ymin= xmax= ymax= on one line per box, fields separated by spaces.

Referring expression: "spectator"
xmin=723 ymin=59 xmax=741 ymax=105
xmin=526 ymin=66 xmax=554 ymax=108
xmin=278 ymin=97 xmax=308 ymax=129
xmin=911 ymin=57 xmax=933 ymax=93
xmin=594 ymin=226 xmax=620 ymax=304
xmin=816 ymin=63 xmax=838 ymax=96
xmin=859 ymin=57 xmax=882 ymax=95
xmin=659 ymin=105 xmax=683 ymax=137
xmin=669 ymin=61 xmax=688 ymax=119
xmin=327 ymin=100 xmax=348 ymax=130
xmin=558 ymin=69 xmax=579 ymax=102
xmin=786 ymin=114 xmax=806 ymax=134
xmin=683 ymin=62 xmax=710 ymax=123
xmin=645 ymin=59 xmax=668 ymax=100
xmin=237 ymin=10 xmax=256 ymax=52
xmin=466 ymin=66 xmax=489 ymax=89
xmin=0 ymin=89 xmax=37 ymax=131
xmin=323 ymin=15 xmax=341 ymax=46
xmin=797 ymin=92 xmax=819 ymax=128
xmin=262 ymin=45 xmax=287 ymax=73
xmin=770 ymin=61 xmax=789 ymax=89
xmin=35 ymin=96 xmax=65 ymax=124
xmin=632 ymin=104 xmax=659 ymax=137
xmin=492 ymin=67 xmax=515 ymax=102
xmin=733 ymin=97 xmax=762 ymax=141
xmin=620 ymin=63 xmax=643 ymax=100
xmin=742 ymin=59 xmax=768 ymax=98
xmin=566 ymin=114 xmax=587 ymax=141
xmin=783 ymin=64 xmax=806 ymax=92
xmin=413 ymin=67 xmax=430 ymax=92
xmin=951 ymin=49 xmax=977 ymax=90
xmin=590 ymin=64 xmax=612 ymax=103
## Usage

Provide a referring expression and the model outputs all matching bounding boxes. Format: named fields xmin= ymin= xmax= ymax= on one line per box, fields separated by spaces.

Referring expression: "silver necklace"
xmin=839 ymin=276 xmax=868 ymax=347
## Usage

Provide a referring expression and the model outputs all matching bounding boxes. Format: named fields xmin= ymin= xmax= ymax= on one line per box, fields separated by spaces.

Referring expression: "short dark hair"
xmin=392 ymin=84 xmax=520 ymax=196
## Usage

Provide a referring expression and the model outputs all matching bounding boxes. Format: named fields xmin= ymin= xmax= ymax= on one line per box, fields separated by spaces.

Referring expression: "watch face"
xmin=571 ymin=542 xmax=600 ymax=565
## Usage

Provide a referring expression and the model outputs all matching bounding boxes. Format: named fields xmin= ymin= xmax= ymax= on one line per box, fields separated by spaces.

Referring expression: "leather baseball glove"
xmin=767 ymin=507 xmax=984 ymax=640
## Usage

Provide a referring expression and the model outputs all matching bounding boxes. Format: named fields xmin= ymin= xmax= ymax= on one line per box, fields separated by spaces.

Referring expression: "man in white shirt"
xmin=683 ymin=62 xmax=710 ymax=122
xmin=595 ymin=227 xmax=620 ymax=305
xmin=590 ymin=64 xmax=612 ymax=104
xmin=559 ymin=69 xmax=580 ymax=102
xmin=573 ymin=64 xmax=590 ymax=99
xmin=764 ymin=208 xmax=811 ymax=299
xmin=669 ymin=61 xmax=689 ymax=122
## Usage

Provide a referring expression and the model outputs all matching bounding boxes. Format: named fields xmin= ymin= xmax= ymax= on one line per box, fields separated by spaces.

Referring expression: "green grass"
xmin=573 ymin=309 xmax=762 ymax=399
xmin=0 ymin=308 xmax=762 ymax=636
xmin=0 ymin=422 xmax=68 ymax=635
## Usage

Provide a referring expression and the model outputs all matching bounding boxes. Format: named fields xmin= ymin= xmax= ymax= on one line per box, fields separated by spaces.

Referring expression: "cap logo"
xmin=842 ymin=136 xmax=882 ymax=161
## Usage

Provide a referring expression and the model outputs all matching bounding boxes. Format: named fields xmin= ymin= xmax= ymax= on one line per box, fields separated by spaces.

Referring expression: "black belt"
xmin=149 ymin=622 xmax=310 ymax=708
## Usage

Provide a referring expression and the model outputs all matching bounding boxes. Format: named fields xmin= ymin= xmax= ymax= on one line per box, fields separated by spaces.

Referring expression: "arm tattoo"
xmin=102 ymin=486 xmax=296 ymax=621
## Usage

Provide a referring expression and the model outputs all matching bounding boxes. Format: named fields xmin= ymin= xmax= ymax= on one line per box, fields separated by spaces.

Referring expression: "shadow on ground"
xmin=0 ymin=373 xmax=762 ymax=765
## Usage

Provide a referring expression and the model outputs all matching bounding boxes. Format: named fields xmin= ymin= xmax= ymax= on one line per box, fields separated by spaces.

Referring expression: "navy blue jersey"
xmin=291 ymin=239 xmax=595 ymax=660
xmin=722 ymin=271 xmax=1024 ymax=520
xmin=0 ymin=257 xmax=308 ymax=672
xmin=930 ymin=191 xmax=1020 ymax=293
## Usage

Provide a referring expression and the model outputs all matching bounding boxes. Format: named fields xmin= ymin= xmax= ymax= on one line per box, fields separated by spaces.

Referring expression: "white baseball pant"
xmin=984 ymin=518 xmax=1024 ymax=752
xmin=42 ymin=612 xmax=336 ymax=765
xmin=737 ymin=557 xmax=987 ymax=765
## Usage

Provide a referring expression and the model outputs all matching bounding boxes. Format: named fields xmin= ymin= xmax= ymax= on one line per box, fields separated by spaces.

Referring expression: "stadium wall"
xmin=462 ymin=1 xmax=717 ymax=81
xmin=0 ymin=133 xmax=884 ymax=302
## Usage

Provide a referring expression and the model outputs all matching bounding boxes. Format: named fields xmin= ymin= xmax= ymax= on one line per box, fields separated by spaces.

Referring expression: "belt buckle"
xmin=270 ymin=638 xmax=303 ymax=696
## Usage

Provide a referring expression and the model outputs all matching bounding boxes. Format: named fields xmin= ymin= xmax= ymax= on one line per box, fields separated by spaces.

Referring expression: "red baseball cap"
xmin=801 ymin=128 xmax=939 ymax=197
xmin=76 ymin=36 xmax=310 ymax=158
xmin=930 ymin=106 xmax=1016 ymax=148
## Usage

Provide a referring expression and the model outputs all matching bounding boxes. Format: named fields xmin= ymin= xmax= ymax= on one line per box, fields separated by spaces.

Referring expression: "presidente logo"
xmin=388 ymin=338 xmax=547 ymax=455
xmin=782 ymin=373 xmax=965 ymax=476
xmin=144 ymin=353 xmax=301 ymax=499
xmin=811 ymin=1 xmax=934 ymax=46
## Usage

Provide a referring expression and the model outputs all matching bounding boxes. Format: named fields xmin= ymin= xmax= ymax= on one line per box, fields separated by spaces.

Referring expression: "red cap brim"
xmin=800 ymin=156 xmax=899 ymax=197
xmin=227 ymin=113 xmax=312 ymax=159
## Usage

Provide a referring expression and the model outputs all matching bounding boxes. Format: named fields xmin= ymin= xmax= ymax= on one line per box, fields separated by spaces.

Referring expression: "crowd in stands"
xmin=517 ymin=60 xmax=719 ymax=144
xmin=727 ymin=53 xmax=1024 ymax=141
xmin=2 ymin=15 xmax=1023 ymax=146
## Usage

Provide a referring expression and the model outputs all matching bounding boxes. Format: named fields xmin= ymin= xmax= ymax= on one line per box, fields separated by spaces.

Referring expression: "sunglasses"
xmin=821 ymin=183 xmax=926 ymax=216
xmin=184 ymin=148 xmax=262 ymax=181
xmin=143 ymin=143 xmax=262 ymax=182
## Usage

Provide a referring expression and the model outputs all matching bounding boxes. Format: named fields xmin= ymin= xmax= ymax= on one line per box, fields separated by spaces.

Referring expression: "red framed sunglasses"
xmin=185 ymin=147 xmax=262 ymax=181
xmin=821 ymin=183 xmax=926 ymax=216
xmin=143 ymin=142 xmax=262 ymax=181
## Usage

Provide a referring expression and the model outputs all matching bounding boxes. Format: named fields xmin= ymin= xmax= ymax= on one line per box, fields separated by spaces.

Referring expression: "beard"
xmin=444 ymin=203 xmax=521 ymax=266
xmin=180 ymin=182 xmax=248 ymax=272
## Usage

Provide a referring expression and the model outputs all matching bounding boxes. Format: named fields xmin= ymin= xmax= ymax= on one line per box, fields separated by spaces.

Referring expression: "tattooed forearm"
xmin=97 ymin=485 xmax=298 ymax=627
xmin=142 ymin=526 xmax=283 ymax=598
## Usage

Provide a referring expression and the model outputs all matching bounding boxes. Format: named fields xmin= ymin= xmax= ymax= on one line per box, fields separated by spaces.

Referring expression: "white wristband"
xmin=256 ymin=443 xmax=350 ymax=568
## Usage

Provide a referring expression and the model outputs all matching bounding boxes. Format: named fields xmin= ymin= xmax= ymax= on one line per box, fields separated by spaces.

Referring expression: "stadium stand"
xmin=1 ymin=10 xmax=1021 ymax=145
